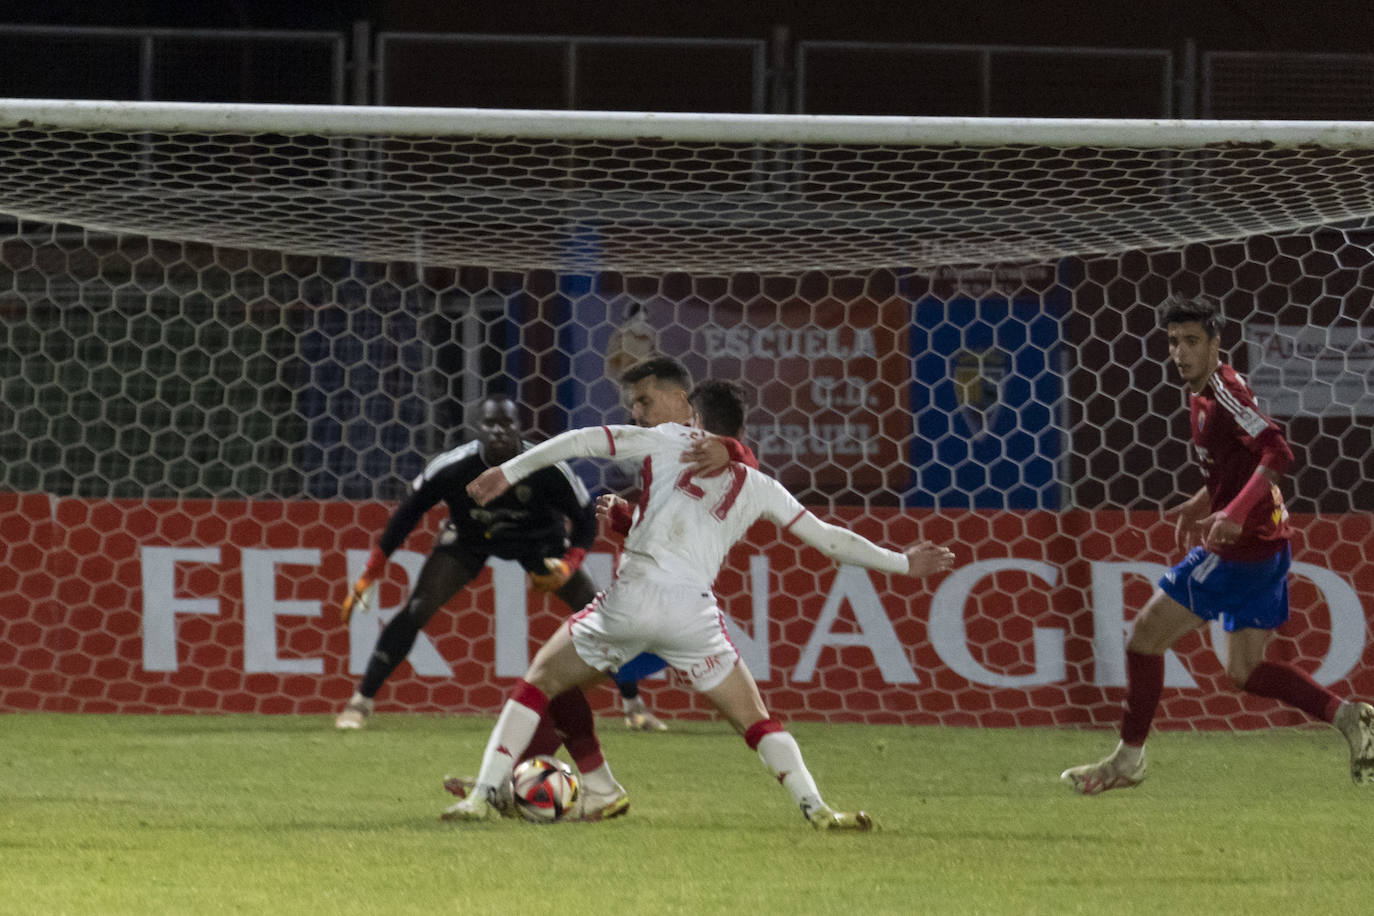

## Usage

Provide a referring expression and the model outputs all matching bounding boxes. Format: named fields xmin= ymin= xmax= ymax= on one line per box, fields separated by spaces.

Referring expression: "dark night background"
xmin=6 ymin=1 xmax=1374 ymax=115
xmin=5 ymin=1 xmax=1373 ymax=51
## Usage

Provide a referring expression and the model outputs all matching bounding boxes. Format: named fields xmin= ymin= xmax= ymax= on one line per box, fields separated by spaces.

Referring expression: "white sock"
xmin=756 ymin=731 xmax=824 ymax=813
xmin=1113 ymin=740 xmax=1144 ymax=768
xmin=474 ymin=700 xmax=542 ymax=794
xmin=578 ymin=761 xmax=621 ymax=797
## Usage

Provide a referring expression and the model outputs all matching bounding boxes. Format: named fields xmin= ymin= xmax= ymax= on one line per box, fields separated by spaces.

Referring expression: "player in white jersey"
xmin=443 ymin=380 xmax=956 ymax=830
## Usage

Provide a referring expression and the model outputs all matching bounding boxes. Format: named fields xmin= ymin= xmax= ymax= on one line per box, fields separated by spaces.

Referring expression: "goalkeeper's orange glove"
xmin=529 ymin=557 xmax=571 ymax=593
xmin=529 ymin=548 xmax=585 ymax=593
xmin=341 ymin=547 xmax=387 ymax=624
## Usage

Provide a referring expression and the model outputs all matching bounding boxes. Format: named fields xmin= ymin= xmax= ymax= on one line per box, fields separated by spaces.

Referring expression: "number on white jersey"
xmin=673 ymin=464 xmax=748 ymax=520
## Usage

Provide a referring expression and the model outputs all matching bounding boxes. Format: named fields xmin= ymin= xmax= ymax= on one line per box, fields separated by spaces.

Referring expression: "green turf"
xmin=1 ymin=712 xmax=1368 ymax=915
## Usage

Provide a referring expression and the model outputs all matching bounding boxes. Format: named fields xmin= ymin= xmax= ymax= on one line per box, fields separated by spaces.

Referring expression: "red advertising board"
xmin=3 ymin=492 xmax=1371 ymax=730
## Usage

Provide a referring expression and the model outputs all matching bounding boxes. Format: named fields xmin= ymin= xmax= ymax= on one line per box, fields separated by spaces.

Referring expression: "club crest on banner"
xmin=952 ymin=347 xmax=1008 ymax=438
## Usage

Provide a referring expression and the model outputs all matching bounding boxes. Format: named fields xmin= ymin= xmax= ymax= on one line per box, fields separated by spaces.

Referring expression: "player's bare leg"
xmin=338 ymin=552 xmax=471 ymax=730
xmin=1062 ymin=591 xmax=1202 ymax=795
xmin=442 ymin=678 xmax=625 ymax=819
xmin=520 ymin=634 xmax=631 ymax=820
xmin=441 ymin=625 xmax=610 ymax=822
xmin=705 ymin=662 xmax=871 ymax=831
xmin=1221 ymin=626 xmax=1271 ymax=691
xmin=539 ymin=684 xmax=630 ymax=821
xmin=1224 ymin=620 xmax=1374 ymax=785
xmin=523 ymin=624 xmax=604 ymax=699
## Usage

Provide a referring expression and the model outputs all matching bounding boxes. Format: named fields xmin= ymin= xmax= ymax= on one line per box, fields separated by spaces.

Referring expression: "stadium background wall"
xmin=3 ymin=493 xmax=1371 ymax=729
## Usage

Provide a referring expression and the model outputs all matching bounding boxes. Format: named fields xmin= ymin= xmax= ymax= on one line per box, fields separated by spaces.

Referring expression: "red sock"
xmin=547 ymin=689 xmax=604 ymax=773
xmin=510 ymin=679 xmax=550 ymax=716
xmin=522 ymin=714 xmax=562 ymax=761
xmin=1244 ymin=661 xmax=1343 ymax=723
xmin=1120 ymin=650 xmax=1165 ymax=746
xmin=743 ymin=718 xmax=784 ymax=750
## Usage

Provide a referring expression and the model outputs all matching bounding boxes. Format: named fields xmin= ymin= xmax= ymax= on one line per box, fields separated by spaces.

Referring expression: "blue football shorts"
xmin=1157 ymin=543 xmax=1291 ymax=632
xmin=610 ymin=652 xmax=668 ymax=685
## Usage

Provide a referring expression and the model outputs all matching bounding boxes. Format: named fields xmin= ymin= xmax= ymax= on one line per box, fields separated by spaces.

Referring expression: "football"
xmin=510 ymin=755 xmax=580 ymax=823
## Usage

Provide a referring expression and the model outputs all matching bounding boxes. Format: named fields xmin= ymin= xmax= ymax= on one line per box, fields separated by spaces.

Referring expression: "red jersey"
xmin=1188 ymin=362 xmax=1294 ymax=561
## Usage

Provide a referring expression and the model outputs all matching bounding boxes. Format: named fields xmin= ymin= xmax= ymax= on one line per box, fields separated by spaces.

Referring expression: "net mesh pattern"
xmin=1 ymin=111 xmax=1371 ymax=725
xmin=4 ymin=123 xmax=1374 ymax=273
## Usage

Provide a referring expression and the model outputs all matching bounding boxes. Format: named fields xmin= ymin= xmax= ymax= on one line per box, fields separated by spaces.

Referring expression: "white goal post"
xmin=1 ymin=99 xmax=1371 ymax=727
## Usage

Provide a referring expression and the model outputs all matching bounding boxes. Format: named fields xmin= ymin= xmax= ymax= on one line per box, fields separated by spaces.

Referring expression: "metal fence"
xmin=10 ymin=24 xmax=1374 ymax=123
xmin=795 ymin=41 xmax=1175 ymax=117
xmin=0 ymin=24 xmax=347 ymax=104
xmin=375 ymin=32 xmax=768 ymax=112
xmin=1203 ymin=50 xmax=1374 ymax=119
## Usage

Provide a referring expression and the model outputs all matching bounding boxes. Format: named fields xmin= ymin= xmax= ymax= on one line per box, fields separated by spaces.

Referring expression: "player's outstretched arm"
xmin=468 ymin=425 xmax=651 ymax=507
xmin=467 ymin=466 xmax=512 ymax=506
xmin=342 ymin=472 xmax=450 ymax=620
xmin=904 ymin=541 xmax=957 ymax=577
xmin=340 ymin=546 xmax=387 ymax=624
xmin=786 ymin=511 xmax=954 ymax=577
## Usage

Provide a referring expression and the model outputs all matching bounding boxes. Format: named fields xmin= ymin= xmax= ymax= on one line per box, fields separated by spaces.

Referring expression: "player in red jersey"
xmin=1062 ymin=293 xmax=1374 ymax=794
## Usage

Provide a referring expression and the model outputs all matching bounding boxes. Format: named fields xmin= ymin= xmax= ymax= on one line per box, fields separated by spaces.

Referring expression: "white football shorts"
xmin=567 ymin=567 xmax=740 ymax=692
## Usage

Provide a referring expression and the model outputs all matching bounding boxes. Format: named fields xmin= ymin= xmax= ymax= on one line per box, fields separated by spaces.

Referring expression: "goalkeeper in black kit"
xmin=335 ymin=392 xmax=660 ymax=731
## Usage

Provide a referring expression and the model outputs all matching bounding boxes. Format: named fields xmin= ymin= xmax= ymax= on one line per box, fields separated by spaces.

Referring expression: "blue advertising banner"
xmin=906 ymin=279 xmax=1065 ymax=509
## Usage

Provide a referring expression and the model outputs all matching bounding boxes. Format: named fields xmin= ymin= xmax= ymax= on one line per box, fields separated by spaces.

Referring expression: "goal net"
xmin=2 ymin=99 xmax=1371 ymax=730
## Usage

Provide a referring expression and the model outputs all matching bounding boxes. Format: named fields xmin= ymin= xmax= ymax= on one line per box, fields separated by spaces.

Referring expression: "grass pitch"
xmin=2 ymin=711 xmax=1368 ymax=915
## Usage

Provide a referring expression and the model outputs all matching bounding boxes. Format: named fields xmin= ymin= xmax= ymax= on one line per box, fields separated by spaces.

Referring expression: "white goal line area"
xmin=6 ymin=98 xmax=1374 ymax=147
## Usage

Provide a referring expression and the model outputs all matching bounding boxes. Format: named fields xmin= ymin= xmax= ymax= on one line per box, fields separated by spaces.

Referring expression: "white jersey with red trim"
xmin=498 ymin=422 xmax=908 ymax=591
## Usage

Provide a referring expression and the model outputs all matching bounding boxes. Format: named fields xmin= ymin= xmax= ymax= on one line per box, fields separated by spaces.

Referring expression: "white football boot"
xmin=622 ymin=695 xmax=668 ymax=732
xmin=334 ymin=694 xmax=374 ymax=730
xmin=447 ymin=771 xmax=628 ymax=822
xmin=443 ymin=775 xmax=515 ymax=818
xmin=573 ymin=784 xmax=630 ymax=822
xmin=1060 ymin=745 xmax=1146 ymax=796
xmin=1334 ymin=700 xmax=1374 ymax=785
xmin=440 ymin=785 xmax=502 ymax=822
xmin=804 ymin=802 xmax=873 ymax=832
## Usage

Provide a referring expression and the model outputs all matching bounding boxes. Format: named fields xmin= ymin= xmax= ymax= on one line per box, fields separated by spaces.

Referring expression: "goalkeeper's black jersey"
xmin=376 ymin=441 xmax=595 ymax=572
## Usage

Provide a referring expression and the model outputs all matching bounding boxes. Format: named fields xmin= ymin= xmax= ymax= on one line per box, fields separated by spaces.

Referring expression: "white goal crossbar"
xmin=7 ymin=98 xmax=1374 ymax=147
